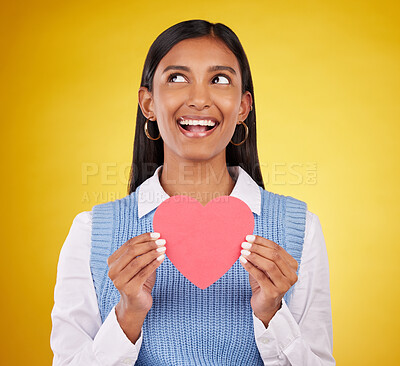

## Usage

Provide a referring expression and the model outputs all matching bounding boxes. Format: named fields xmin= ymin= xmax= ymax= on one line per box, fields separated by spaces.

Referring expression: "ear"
xmin=238 ymin=91 xmax=253 ymax=123
xmin=138 ymin=87 xmax=156 ymax=120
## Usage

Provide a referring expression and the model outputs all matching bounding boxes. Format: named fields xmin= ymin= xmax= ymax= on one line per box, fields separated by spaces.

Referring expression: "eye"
xmin=167 ymin=73 xmax=186 ymax=83
xmin=167 ymin=72 xmax=231 ymax=84
xmin=212 ymin=74 xmax=230 ymax=85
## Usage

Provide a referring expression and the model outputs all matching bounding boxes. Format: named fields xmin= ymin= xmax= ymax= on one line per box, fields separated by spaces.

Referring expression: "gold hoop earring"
xmin=144 ymin=118 xmax=161 ymax=140
xmin=230 ymin=121 xmax=248 ymax=146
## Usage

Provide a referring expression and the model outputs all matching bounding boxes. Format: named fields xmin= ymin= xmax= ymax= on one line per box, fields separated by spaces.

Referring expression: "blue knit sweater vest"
xmin=90 ymin=185 xmax=307 ymax=365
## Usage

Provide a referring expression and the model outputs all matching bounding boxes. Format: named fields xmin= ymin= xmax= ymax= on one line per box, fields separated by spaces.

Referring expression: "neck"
xmin=159 ymin=156 xmax=236 ymax=206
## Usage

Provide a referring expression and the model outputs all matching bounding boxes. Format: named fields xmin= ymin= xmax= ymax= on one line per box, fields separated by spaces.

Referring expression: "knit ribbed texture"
xmin=90 ymin=185 xmax=307 ymax=365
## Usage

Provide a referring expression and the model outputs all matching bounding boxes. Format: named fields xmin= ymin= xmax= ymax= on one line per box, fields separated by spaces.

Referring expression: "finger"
xmin=124 ymin=253 xmax=166 ymax=294
xmin=240 ymin=251 xmax=295 ymax=291
xmin=108 ymin=238 xmax=166 ymax=279
xmin=239 ymin=255 xmax=276 ymax=293
xmin=241 ymin=242 xmax=297 ymax=282
xmin=246 ymin=235 xmax=299 ymax=271
xmin=111 ymin=246 xmax=165 ymax=289
xmin=108 ymin=232 xmax=161 ymax=265
xmin=108 ymin=232 xmax=160 ymax=264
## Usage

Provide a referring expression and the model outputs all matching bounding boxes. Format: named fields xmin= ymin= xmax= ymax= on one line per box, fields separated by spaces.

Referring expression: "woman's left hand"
xmin=239 ymin=235 xmax=299 ymax=327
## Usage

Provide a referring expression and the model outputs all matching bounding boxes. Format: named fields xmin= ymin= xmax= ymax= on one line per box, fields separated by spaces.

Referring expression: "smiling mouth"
xmin=177 ymin=118 xmax=219 ymax=133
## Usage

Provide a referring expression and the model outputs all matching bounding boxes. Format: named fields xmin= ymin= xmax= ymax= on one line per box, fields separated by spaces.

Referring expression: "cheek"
xmin=154 ymin=88 xmax=186 ymax=118
xmin=216 ymin=94 xmax=241 ymax=119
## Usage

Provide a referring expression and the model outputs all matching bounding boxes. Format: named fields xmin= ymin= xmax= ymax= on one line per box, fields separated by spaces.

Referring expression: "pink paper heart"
xmin=153 ymin=195 xmax=255 ymax=289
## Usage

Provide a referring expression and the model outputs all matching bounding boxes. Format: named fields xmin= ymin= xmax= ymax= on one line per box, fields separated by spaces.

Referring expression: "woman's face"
xmin=139 ymin=36 xmax=252 ymax=162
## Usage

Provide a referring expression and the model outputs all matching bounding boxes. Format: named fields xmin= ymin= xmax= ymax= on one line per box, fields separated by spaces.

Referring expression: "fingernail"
xmin=155 ymin=239 xmax=166 ymax=246
xmin=157 ymin=254 xmax=165 ymax=261
xmin=239 ymin=255 xmax=247 ymax=264
xmin=241 ymin=249 xmax=250 ymax=256
xmin=151 ymin=232 xmax=161 ymax=239
xmin=241 ymin=242 xmax=252 ymax=250
xmin=246 ymin=235 xmax=255 ymax=243
xmin=156 ymin=246 xmax=166 ymax=253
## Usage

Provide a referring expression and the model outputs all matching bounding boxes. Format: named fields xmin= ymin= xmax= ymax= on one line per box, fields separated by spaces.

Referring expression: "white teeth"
xmin=179 ymin=119 xmax=216 ymax=127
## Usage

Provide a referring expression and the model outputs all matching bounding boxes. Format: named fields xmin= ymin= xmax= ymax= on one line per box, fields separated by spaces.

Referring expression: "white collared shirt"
xmin=51 ymin=165 xmax=335 ymax=365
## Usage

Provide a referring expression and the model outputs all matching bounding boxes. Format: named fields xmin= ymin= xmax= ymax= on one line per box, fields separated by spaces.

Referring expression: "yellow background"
xmin=1 ymin=0 xmax=399 ymax=364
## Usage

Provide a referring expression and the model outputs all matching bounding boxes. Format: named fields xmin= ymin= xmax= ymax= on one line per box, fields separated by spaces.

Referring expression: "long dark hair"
xmin=127 ymin=19 xmax=265 ymax=194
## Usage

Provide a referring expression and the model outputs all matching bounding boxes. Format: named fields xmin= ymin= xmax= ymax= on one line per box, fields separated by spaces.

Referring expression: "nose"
xmin=186 ymin=82 xmax=212 ymax=110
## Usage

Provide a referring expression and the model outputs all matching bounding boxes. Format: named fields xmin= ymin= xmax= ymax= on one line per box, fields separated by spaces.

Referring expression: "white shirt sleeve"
xmin=50 ymin=211 xmax=143 ymax=366
xmin=252 ymin=211 xmax=335 ymax=365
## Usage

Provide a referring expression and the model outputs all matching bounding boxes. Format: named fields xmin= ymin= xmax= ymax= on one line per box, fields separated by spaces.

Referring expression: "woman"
xmin=51 ymin=19 xmax=335 ymax=365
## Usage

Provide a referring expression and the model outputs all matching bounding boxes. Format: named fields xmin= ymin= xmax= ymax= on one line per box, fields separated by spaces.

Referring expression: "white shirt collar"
xmin=137 ymin=165 xmax=261 ymax=218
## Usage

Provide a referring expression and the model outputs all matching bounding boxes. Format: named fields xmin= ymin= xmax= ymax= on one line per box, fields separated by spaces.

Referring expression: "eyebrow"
xmin=162 ymin=65 xmax=237 ymax=75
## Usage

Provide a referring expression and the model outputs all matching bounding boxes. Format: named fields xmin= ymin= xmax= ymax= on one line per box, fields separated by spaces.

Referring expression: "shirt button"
xmin=261 ymin=337 xmax=269 ymax=344
xmin=278 ymin=354 xmax=284 ymax=360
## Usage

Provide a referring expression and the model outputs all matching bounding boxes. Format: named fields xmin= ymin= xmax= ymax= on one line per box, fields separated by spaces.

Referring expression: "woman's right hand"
xmin=107 ymin=232 xmax=166 ymax=322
